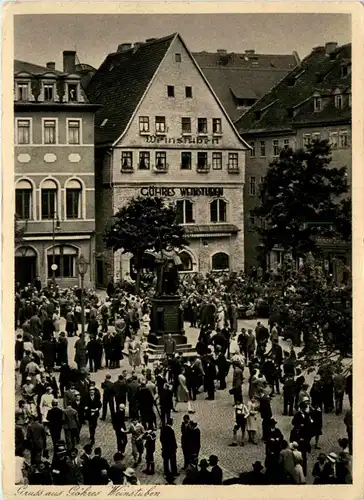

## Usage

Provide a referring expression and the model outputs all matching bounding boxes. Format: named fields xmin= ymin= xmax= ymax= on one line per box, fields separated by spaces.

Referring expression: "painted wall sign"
xmin=144 ymin=135 xmax=221 ymax=145
xmin=140 ymin=186 xmax=223 ymax=197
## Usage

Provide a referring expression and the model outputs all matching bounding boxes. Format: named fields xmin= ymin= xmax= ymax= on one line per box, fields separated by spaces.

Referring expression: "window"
xmin=260 ymin=141 xmax=266 ymax=157
xmin=68 ymin=83 xmax=78 ymax=102
xmin=250 ymin=141 xmax=256 ymax=157
xmin=312 ymin=132 xmax=321 ymax=142
xmin=341 ymin=65 xmax=350 ymax=78
xmin=210 ymin=199 xmax=227 ymax=223
xmin=179 ymin=251 xmax=193 ymax=271
xmin=313 ymin=96 xmax=321 ymax=112
xmin=303 ymin=133 xmax=311 ymax=147
xmin=181 ymin=117 xmax=191 ymax=134
xmin=181 ymin=152 xmax=192 ymax=170
xmin=212 ymin=152 xmax=222 ymax=170
xmin=155 ymin=151 xmax=167 ymax=170
xmin=67 ymin=119 xmax=81 ymax=144
xmin=66 ymin=180 xmax=82 ymax=219
xmin=329 ymin=131 xmax=338 ymax=149
xmin=283 ymin=138 xmax=290 ymax=149
xmin=121 ymin=151 xmax=133 ymax=170
xmin=139 ymin=151 xmax=150 ymax=170
xmin=335 ymin=94 xmax=343 ymax=109
xmin=139 ymin=116 xmax=150 ymax=133
xmin=47 ymin=246 xmax=77 ymax=278
xmin=16 ymin=180 xmax=32 ymax=220
xmin=175 ymin=53 xmax=181 ymax=63
xmin=249 ymin=176 xmax=256 ymax=195
xmin=197 ymin=118 xmax=207 ymax=134
xmin=339 ymin=130 xmax=348 ymax=148
xmin=185 ymin=86 xmax=192 ymax=98
xmin=16 ymin=119 xmax=31 ymax=144
xmin=17 ymin=83 xmax=29 ymax=101
xmin=228 ymin=153 xmax=239 ymax=171
xmin=176 ymin=200 xmax=193 ymax=224
xmin=155 ymin=116 xmax=166 ymax=134
xmin=212 ymin=118 xmax=222 ymax=134
xmin=212 ymin=252 xmax=229 ymax=271
xmin=273 ymin=139 xmax=279 ymax=156
xmin=44 ymin=83 xmax=54 ymax=101
xmin=167 ymin=85 xmax=175 ymax=97
xmin=41 ymin=180 xmax=57 ymax=220
xmin=43 ymin=119 xmax=57 ymax=144
xmin=249 ymin=210 xmax=255 ymax=226
xmin=197 ymin=152 xmax=208 ymax=169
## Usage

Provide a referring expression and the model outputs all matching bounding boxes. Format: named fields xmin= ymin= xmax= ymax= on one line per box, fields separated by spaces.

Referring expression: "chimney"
xmin=63 ymin=50 xmax=76 ymax=73
xmin=46 ymin=62 xmax=56 ymax=70
xmin=145 ymin=38 xmax=157 ymax=43
xmin=133 ymin=42 xmax=144 ymax=50
xmin=312 ymin=46 xmax=325 ymax=53
xmin=217 ymin=49 xmax=227 ymax=54
xmin=325 ymin=42 xmax=338 ymax=54
xmin=117 ymin=43 xmax=132 ymax=53
xmin=245 ymin=49 xmax=255 ymax=55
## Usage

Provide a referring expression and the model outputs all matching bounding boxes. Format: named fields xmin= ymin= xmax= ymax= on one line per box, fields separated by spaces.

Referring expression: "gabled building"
xmin=14 ymin=52 xmax=100 ymax=287
xmin=193 ymin=49 xmax=299 ymax=122
xmin=85 ymin=34 xmax=249 ymax=286
xmin=235 ymin=42 xmax=351 ymax=279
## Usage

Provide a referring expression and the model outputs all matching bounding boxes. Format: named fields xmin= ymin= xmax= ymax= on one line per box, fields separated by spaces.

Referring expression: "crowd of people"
xmin=14 ymin=274 xmax=352 ymax=486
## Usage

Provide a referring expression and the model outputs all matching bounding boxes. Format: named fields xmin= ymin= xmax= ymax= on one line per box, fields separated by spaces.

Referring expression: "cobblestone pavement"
xmin=17 ymin=316 xmax=350 ymax=485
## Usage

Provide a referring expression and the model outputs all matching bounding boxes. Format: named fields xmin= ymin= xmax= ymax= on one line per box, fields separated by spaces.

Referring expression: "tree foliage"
xmin=254 ymin=139 xmax=350 ymax=259
xmin=14 ymin=214 xmax=25 ymax=247
xmin=103 ymin=196 xmax=188 ymax=292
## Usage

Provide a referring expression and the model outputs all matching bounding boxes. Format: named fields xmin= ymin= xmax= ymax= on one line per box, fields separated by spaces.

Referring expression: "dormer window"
xmin=341 ymin=64 xmax=351 ymax=78
xmin=335 ymin=94 xmax=343 ymax=109
xmin=17 ymin=82 xmax=29 ymax=101
xmin=43 ymin=83 xmax=54 ymax=102
xmin=313 ymin=96 xmax=321 ymax=112
xmin=67 ymin=83 xmax=78 ymax=102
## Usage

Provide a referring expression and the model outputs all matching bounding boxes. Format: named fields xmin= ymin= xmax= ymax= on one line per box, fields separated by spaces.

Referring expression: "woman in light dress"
xmin=53 ymin=309 xmax=61 ymax=337
xmin=39 ymin=386 xmax=54 ymax=423
xmin=141 ymin=312 xmax=150 ymax=337
xmin=216 ymin=305 xmax=225 ymax=331
xmin=176 ymin=367 xmax=195 ymax=414
xmin=246 ymin=396 xmax=260 ymax=444
xmin=128 ymin=335 xmax=141 ymax=370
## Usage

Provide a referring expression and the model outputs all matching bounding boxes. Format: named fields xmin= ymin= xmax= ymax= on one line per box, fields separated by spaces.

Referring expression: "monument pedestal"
xmin=148 ymin=295 xmax=187 ymax=346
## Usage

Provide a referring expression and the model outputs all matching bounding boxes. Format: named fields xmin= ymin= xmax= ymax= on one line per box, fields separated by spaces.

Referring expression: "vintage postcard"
xmin=2 ymin=1 xmax=363 ymax=499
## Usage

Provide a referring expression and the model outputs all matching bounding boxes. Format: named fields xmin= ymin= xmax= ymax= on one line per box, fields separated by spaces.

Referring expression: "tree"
xmin=14 ymin=214 xmax=25 ymax=247
xmin=254 ymin=139 xmax=350 ymax=261
xmin=103 ymin=196 xmax=188 ymax=293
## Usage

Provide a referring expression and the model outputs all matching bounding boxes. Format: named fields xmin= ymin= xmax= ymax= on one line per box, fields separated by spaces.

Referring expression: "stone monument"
xmin=148 ymin=249 xmax=186 ymax=346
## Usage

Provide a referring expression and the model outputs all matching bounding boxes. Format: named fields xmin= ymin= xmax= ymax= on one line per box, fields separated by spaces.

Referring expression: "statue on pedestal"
xmin=152 ymin=249 xmax=182 ymax=296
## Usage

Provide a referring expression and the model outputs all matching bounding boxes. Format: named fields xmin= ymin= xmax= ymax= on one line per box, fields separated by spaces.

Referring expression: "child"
xmin=143 ymin=430 xmax=156 ymax=475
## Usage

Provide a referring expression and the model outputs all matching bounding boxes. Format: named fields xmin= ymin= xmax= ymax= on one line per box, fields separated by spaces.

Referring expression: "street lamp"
xmin=52 ymin=212 xmax=61 ymax=289
xmin=77 ymin=254 xmax=89 ymax=368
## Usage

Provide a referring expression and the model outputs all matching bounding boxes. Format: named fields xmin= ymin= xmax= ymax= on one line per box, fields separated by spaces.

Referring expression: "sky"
xmin=14 ymin=14 xmax=351 ymax=70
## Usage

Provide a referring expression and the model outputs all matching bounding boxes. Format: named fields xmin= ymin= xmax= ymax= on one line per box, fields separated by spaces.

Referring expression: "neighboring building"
xmin=14 ymin=51 xmax=100 ymax=288
xmin=193 ymin=49 xmax=299 ymax=122
xmin=85 ymin=34 xmax=249 ymax=287
xmin=235 ymin=42 xmax=351 ymax=279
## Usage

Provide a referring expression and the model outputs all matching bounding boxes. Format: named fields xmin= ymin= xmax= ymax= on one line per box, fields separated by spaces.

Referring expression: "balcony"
xmin=196 ymin=164 xmax=210 ymax=173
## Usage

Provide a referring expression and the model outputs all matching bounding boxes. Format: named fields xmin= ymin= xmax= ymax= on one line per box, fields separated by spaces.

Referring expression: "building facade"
xmin=85 ymin=34 xmax=249 ymax=286
xmin=14 ymin=52 xmax=99 ymax=288
xmin=235 ymin=42 xmax=351 ymax=280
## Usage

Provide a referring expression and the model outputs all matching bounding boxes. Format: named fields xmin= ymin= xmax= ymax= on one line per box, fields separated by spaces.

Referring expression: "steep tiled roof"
xmin=14 ymin=60 xmax=65 ymax=75
xmin=85 ymin=34 xmax=176 ymax=145
xmin=235 ymin=43 xmax=351 ymax=134
xmin=194 ymin=51 xmax=298 ymax=122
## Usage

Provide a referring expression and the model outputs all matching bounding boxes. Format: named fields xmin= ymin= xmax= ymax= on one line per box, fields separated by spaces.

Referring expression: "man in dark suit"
xmin=283 ymin=375 xmax=295 ymax=416
xmin=160 ymin=419 xmax=178 ymax=478
xmin=63 ymin=404 xmax=80 ymax=451
xmin=113 ymin=375 xmax=128 ymax=408
xmin=89 ymin=447 xmax=110 ymax=485
xmin=101 ymin=374 xmax=115 ymax=421
xmin=26 ymin=416 xmax=47 ymax=464
xmin=65 ymin=448 xmax=84 ymax=485
xmin=80 ymin=444 xmax=93 ymax=485
xmin=209 ymin=455 xmax=223 ymax=484
xmin=46 ymin=399 xmax=64 ymax=447
xmin=112 ymin=404 xmax=128 ymax=455
xmin=87 ymin=336 xmax=99 ymax=373
xmin=84 ymin=386 xmax=101 ymax=445
xmin=163 ymin=334 xmax=176 ymax=358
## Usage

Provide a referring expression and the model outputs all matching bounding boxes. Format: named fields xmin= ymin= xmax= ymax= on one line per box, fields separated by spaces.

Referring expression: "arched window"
xmin=179 ymin=251 xmax=193 ymax=271
xmin=176 ymin=199 xmax=193 ymax=224
xmin=210 ymin=199 xmax=227 ymax=223
xmin=212 ymin=252 xmax=229 ymax=271
xmin=41 ymin=179 xmax=58 ymax=220
xmin=66 ymin=179 xmax=82 ymax=219
xmin=16 ymin=179 xmax=32 ymax=220
xmin=47 ymin=245 xmax=78 ymax=278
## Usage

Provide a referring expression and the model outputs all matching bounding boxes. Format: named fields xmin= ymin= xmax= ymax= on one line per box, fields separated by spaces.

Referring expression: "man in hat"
xmin=209 ymin=455 xmax=223 ymax=485
xmin=101 ymin=374 xmax=115 ymax=421
xmin=160 ymin=418 xmax=178 ymax=478
xmin=123 ymin=467 xmax=140 ymax=485
xmin=265 ymin=418 xmax=284 ymax=478
xmin=326 ymin=452 xmax=338 ymax=483
xmin=163 ymin=334 xmax=176 ymax=358
xmin=160 ymin=382 xmax=174 ymax=427
xmin=231 ymin=360 xmax=244 ymax=404
xmin=223 ymin=461 xmax=266 ymax=485
xmin=46 ymin=399 xmax=64 ymax=448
